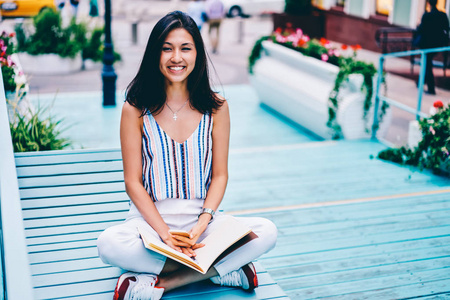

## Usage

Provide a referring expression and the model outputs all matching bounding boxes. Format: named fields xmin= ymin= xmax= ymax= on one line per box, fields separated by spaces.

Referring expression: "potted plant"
xmin=14 ymin=8 xmax=86 ymax=74
xmin=249 ymin=27 xmax=390 ymax=140
xmin=378 ymin=100 xmax=449 ymax=177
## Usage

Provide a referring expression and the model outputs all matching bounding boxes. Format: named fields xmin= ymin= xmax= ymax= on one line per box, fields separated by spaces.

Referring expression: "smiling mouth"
xmin=168 ymin=66 xmax=186 ymax=71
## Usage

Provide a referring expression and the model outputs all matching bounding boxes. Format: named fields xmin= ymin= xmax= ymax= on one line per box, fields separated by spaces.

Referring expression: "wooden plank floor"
xmin=21 ymin=85 xmax=450 ymax=299
xmin=252 ymin=191 xmax=450 ymax=299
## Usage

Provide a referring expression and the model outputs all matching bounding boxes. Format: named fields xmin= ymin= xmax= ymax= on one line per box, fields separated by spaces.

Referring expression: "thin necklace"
xmin=165 ymin=99 xmax=189 ymax=121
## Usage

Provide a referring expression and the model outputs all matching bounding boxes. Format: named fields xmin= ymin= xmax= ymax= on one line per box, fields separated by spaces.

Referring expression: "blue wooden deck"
xmin=4 ymin=84 xmax=450 ymax=299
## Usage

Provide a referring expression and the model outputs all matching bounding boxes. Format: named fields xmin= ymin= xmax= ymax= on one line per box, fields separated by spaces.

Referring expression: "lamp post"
xmin=102 ymin=0 xmax=117 ymax=106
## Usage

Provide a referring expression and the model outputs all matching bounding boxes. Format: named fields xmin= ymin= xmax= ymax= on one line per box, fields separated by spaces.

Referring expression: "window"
xmin=376 ymin=0 xmax=393 ymax=15
xmin=336 ymin=0 xmax=345 ymax=6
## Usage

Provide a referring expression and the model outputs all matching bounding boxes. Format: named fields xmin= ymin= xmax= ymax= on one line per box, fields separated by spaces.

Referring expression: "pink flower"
xmin=429 ymin=126 xmax=435 ymax=135
xmin=276 ymin=35 xmax=286 ymax=43
xmin=433 ymin=100 xmax=444 ymax=109
xmin=442 ymin=147 xmax=449 ymax=156
xmin=321 ymin=54 xmax=329 ymax=61
xmin=296 ymin=28 xmax=303 ymax=37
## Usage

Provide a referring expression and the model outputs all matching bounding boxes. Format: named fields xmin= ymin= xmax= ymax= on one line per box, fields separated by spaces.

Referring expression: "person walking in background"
xmin=415 ymin=0 xmax=449 ymax=95
xmin=69 ymin=0 xmax=80 ymax=19
xmin=205 ymin=0 xmax=225 ymax=54
xmin=89 ymin=0 xmax=99 ymax=18
xmin=188 ymin=0 xmax=206 ymax=31
xmin=55 ymin=0 xmax=65 ymax=11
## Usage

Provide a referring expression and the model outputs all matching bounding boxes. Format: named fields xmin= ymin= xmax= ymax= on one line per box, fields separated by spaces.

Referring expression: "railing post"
xmin=416 ymin=51 xmax=427 ymax=120
xmin=371 ymin=55 xmax=385 ymax=140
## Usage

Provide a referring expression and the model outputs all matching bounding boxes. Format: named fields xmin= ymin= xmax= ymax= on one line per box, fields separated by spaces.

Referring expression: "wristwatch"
xmin=198 ymin=208 xmax=215 ymax=220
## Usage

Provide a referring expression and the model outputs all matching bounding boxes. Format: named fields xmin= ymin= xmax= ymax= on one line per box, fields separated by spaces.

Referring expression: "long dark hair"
xmin=125 ymin=11 xmax=223 ymax=115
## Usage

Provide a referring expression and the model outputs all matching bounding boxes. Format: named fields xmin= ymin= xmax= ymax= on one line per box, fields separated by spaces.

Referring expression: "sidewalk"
xmin=0 ymin=5 xmax=448 ymax=147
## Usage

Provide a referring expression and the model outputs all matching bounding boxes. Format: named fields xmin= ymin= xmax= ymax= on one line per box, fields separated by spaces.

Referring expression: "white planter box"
xmin=250 ymin=41 xmax=391 ymax=140
xmin=17 ymin=53 xmax=82 ymax=75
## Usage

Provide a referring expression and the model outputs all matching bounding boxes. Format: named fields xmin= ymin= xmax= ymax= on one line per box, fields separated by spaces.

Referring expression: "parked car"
xmin=0 ymin=0 xmax=56 ymax=18
xmin=222 ymin=0 xmax=284 ymax=17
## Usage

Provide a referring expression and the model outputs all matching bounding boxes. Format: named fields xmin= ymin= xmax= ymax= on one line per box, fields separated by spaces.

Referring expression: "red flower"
xmin=341 ymin=44 xmax=348 ymax=50
xmin=433 ymin=100 xmax=444 ymax=109
xmin=350 ymin=44 xmax=362 ymax=51
xmin=320 ymin=38 xmax=329 ymax=46
xmin=9 ymin=32 xmax=15 ymax=38
xmin=275 ymin=27 xmax=282 ymax=34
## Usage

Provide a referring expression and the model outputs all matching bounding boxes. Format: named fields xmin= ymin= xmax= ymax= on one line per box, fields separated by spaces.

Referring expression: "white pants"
xmin=97 ymin=199 xmax=277 ymax=277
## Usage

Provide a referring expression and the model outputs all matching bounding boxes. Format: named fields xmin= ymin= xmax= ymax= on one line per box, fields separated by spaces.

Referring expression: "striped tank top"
xmin=142 ymin=112 xmax=213 ymax=202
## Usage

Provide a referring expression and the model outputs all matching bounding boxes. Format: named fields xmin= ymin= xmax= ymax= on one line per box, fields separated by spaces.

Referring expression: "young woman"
xmin=96 ymin=11 xmax=277 ymax=300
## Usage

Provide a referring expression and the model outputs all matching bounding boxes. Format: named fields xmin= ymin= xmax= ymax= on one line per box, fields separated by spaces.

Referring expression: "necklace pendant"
xmin=173 ymin=113 xmax=178 ymax=121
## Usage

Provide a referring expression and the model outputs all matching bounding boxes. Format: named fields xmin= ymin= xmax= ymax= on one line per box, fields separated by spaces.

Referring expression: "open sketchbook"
xmin=138 ymin=218 xmax=256 ymax=274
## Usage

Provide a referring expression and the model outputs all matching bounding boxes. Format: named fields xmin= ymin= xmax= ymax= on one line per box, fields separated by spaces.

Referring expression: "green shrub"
xmin=15 ymin=8 xmax=87 ymax=58
xmin=9 ymin=104 xmax=71 ymax=152
xmin=82 ymin=26 xmax=121 ymax=63
xmin=2 ymin=65 xmax=16 ymax=92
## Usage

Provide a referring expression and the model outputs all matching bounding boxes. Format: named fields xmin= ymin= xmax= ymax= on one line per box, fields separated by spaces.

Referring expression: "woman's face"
xmin=159 ymin=28 xmax=197 ymax=86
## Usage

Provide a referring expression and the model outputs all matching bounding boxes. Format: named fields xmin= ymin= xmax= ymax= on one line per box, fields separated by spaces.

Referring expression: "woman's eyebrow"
xmin=163 ymin=42 xmax=195 ymax=46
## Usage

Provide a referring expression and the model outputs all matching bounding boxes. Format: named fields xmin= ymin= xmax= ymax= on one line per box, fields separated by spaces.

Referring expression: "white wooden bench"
xmin=12 ymin=149 xmax=287 ymax=299
xmin=0 ymin=73 xmax=287 ymax=299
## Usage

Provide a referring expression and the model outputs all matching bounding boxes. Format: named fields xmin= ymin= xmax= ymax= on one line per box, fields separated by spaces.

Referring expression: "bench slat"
xmin=20 ymin=182 xmax=126 ymax=199
xmin=29 ymin=246 xmax=99 ymax=264
xmin=21 ymin=192 xmax=129 ymax=209
xmin=22 ymin=201 xmax=129 ymax=219
xmin=34 ymin=271 xmax=282 ymax=300
xmin=27 ymin=231 xmax=102 ymax=246
xmin=25 ymin=220 xmax=123 ymax=238
xmin=31 ymin=257 xmax=107 ymax=275
xmin=24 ymin=211 xmax=128 ymax=229
xmin=15 ymin=151 xmax=122 ymax=166
xmin=16 ymin=161 xmax=123 ymax=177
xmin=29 ymin=238 xmax=98 ymax=253
xmin=18 ymin=171 xmax=124 ymax=188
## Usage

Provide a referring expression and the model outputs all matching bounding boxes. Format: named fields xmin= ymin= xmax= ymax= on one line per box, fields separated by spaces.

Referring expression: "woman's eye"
xmin=182 ymin=47 xmax=191 ymax=51
xmin=162 ymin=47 xmax=172 ymax=51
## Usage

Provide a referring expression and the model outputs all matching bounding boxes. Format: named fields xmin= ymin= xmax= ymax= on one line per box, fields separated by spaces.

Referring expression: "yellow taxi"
xmin=0 ymin=0 xmax=56 ymax=18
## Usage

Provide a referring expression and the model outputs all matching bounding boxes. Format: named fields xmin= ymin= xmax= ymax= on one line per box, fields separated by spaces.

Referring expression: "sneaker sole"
xmin=113 ymin=272 xmax=138 ymax=300
xmin=242 ymin=262 xmax=258 ymax=292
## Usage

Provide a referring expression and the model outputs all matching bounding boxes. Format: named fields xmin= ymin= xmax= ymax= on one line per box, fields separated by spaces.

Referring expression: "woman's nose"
xmin=171 ymin=50 xmax=182 ymax=62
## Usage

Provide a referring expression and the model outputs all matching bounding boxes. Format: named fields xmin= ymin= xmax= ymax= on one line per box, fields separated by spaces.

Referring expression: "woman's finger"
xmin=181 ymin=247 xmax=192 ymax=257
xmin=172 ymin=239 xmax=191 ymax=247
xmin=191 ymin=243 xmax=205 ymax=250
xmin=171 ymin=234 xmax=195 ymax=246
xmin=187 ymin=247 xmax=196 ymax=257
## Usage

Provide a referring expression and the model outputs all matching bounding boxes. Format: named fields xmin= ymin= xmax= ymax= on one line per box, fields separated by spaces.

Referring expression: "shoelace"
xmin=129 ymin=274 xmax=158 ymax=300
xmin=218 ymin=269 xmax=243 ymax=287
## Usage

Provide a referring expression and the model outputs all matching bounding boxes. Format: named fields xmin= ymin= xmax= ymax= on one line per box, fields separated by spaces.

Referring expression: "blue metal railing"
xmin=371 ymin=46 xmax=450 ymax=140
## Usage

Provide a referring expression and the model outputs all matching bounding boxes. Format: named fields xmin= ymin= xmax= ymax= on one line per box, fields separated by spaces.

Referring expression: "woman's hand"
xmin=166 ymin=231 xmax=205 ymax=257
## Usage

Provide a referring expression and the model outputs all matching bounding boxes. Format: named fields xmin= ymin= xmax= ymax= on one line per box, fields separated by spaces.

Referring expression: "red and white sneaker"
xmin=113 ymin=272 xmax=164 ymax=300
xmin=210 ymin=262 xmax=258 ymax=292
